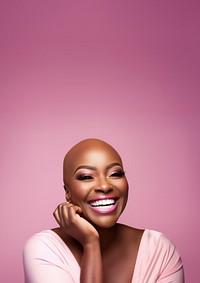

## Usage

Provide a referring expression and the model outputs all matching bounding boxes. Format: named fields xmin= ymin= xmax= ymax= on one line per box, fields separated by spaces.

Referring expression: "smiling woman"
xmin=23 ymin=139 xmax=184 ymax=283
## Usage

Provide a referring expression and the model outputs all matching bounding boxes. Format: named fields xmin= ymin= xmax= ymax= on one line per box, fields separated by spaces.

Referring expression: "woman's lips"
xmin=88 ymin=198 xmax=118 ymax=214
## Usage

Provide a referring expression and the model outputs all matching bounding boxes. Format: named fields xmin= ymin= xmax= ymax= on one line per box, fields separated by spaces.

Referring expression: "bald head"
xmin=63 ymin=138 xmax=123 ymax=185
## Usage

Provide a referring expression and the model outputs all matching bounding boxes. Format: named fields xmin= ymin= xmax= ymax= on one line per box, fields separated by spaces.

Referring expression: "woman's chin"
xmin=87 ymin=215 xmax=120 ymax=229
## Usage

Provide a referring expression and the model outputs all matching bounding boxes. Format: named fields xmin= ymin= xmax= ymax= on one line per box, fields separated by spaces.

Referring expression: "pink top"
xmin=23 ymin=229 xmax=184 ymax=283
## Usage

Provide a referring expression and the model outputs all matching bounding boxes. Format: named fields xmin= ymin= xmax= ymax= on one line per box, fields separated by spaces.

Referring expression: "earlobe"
xmin=64 ymin=185 xmax=72 ymax=203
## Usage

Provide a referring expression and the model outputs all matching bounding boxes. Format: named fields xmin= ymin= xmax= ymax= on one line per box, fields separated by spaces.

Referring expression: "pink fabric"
xmin=132 ymin=230 xmax=184 ymax=282
xmin=23 ymin=229 xmax=184 ymax=283
xmin=23 ymin=230 xmax=80 ymax=283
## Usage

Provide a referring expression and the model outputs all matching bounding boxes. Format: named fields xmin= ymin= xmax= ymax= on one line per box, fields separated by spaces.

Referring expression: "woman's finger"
xmin=53 ymin=202 xmax=67 ymax=226
xmin=68 ymin=205 xmax=82 ymax=222
xmin=53 ymin=207 xmax=61 ymax=225
xmin=58 ymin=202 xmax=77 ymax=227
xmin=53 ymin=202 xmax=83 ymax=232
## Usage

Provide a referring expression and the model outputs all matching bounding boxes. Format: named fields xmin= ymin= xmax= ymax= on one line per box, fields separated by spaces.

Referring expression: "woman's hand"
xmin=53 ymin=202 xmax=99 ymax=247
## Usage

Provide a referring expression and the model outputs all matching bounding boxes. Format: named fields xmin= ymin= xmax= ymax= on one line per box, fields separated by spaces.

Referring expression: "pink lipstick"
xmin=88 ymin=197 xmax=118 ymax=214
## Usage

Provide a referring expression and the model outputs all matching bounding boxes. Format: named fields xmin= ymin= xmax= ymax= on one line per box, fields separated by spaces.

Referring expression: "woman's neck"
xmin=95 ymin=223 xmax=120 ymax=252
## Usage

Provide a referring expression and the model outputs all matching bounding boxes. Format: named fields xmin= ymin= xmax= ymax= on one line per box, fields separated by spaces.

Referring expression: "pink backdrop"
xmin=0 ymin=1 xmax=200 ymax=282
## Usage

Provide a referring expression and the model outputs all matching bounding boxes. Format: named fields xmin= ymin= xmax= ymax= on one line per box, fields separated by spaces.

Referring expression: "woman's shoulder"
xmin=133 ymin=228 xmax=183 ymax=271
xmin=120 ymin=226 xmax=184 ymax=281
xmin=23 ymin=229 xmax=81 ymax=267
xmin=140 ymin=228 xmax=179 ymax=253
xmin=24 ymin=229 xmax=58 ymax=246
xmin=117 ymin=224 xmax=181 ymax=258
xmin=23 ymin=229 xmax=81 ymax=283
xmin=23 ymin=229 xmax=70 ymax=258
xmin=136 ymin=229 xmax=184 ymax=281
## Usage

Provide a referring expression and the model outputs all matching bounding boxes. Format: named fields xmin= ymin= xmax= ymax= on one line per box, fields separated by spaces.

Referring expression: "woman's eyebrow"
xmin=73 ymin=165 xmax=96 ymax=175
xmin=73 ymin=162 xmax=122 ymax=175
xmin=106 ymin=162 xmax=122 ymax=169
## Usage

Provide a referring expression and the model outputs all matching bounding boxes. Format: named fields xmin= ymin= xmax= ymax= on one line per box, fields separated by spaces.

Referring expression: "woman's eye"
xmin=109 ymin=171 xmax=125 ymax=178
xmin=77 ymin=175 xmax=93 ymax=181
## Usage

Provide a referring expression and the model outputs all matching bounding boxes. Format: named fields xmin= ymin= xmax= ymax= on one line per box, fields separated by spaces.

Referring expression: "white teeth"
xmin=89 ymin=199 xmax=116 ymax=207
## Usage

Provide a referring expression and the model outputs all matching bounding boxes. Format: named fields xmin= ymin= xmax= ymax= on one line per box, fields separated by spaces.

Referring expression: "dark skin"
xmin=53 ymin=139 xmax=144 ymax=283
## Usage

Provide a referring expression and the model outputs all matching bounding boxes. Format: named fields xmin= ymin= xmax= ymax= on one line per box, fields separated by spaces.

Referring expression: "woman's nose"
xmin=94 ymin=179 xmax=113 ymax=194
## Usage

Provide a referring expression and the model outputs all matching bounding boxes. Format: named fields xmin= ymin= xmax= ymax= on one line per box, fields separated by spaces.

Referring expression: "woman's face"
xmin=64 ymin=140 xmax=129 ymax=228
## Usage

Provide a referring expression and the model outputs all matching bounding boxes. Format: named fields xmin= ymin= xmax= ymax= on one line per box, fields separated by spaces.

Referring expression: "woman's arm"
xmin=80 ymin=240 xmax=103 ymax=283
xmin=54 ymin=202 xmax=103 ymax=283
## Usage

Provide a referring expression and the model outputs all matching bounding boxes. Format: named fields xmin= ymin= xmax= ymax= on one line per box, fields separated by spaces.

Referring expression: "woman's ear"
xmin=64 ymin=185 xmax=72 ymax=203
